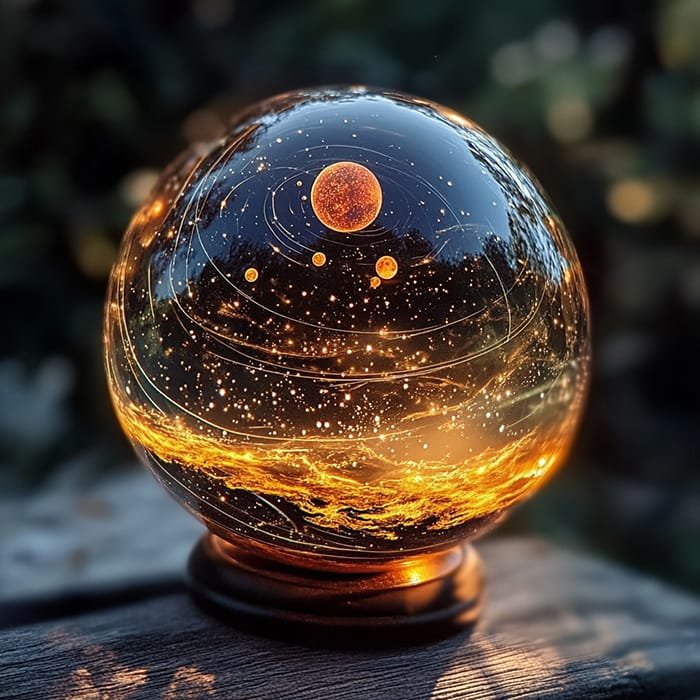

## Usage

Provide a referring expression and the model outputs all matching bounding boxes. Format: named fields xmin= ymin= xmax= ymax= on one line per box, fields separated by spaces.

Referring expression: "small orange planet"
xmin=244 ymin=267 xmax=259 ymax=283
xmin=310 ymin=161 xmax=382 ymax=233
xmin=375 ymin=255 xmax=398 ymax=280
xmin=311 ymin=251 xmax=327 ymax=267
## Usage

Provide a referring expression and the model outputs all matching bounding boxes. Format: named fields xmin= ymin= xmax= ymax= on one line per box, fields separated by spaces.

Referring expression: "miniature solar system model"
xmin=105 ymin=87 xmax=590 ymax=640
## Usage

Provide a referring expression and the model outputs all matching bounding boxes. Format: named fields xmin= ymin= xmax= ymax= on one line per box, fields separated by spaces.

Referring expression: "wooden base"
xmin=187 ymin=533 xmax=483 ymax=646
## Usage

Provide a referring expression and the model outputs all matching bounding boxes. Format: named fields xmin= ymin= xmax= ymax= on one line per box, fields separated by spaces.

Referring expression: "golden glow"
xmin=148 ymin=199 xmax=164 ymax=218
xmin=370 ymin=276 xmax=381 ymax=289
xmin=311 ymin=161 xmax=382 ymax=233
xmin=244 ymin=267 xmax=259 ymax=283
xmin=164 ymin=666 xmax=216 ymax=699
xmin=112 ymin=393 xmax=577 ymax=536
xmin=375 ymin=255 xmax=398 ymax=280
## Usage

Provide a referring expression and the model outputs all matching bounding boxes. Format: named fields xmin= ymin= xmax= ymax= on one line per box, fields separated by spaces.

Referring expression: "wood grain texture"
xmin=1 ymin=538 xmax=699 ymax=699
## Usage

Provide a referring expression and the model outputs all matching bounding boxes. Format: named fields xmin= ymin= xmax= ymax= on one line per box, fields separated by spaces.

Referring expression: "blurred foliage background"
xmin=1 ymin=0 xmax=699 ymax=590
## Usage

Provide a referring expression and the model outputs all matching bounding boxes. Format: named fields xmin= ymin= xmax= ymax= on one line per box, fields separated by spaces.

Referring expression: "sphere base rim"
xmin=186 ymin=533 xmax=484 ymax=646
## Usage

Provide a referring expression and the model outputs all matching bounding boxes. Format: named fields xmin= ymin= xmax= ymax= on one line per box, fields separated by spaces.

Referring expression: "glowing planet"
xmin=311 ymin=251 xmax=327 ymax=267
xmin=310 ymin=161 xmax=382 ymax=233
xmin=375 ymin=255 xmax=398 ymax=280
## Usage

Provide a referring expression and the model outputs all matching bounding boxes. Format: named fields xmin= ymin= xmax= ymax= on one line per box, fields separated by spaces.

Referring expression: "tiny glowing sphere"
xmin=105 ymin=87 xmax=590 ymax=569
xmin=311 ymin=161 xmax=382 ymax=233
xmin=375 ymin=255 xmax=398 ymax=280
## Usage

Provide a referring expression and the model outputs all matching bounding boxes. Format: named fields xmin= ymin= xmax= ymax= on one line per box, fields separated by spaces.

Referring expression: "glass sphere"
xmin=105 ymin=87 xmax=590 ymax=568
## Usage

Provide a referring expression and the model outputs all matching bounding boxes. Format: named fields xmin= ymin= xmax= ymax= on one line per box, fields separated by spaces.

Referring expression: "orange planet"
xmin=310 ymin=161 xmax=382 ymax=233
xmin=375 ymin=255 xmax=398 ymax=280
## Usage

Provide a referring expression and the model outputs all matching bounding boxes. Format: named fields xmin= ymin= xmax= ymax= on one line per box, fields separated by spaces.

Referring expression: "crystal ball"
xmin=105 ymin=87 xmax=590 ymax=568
